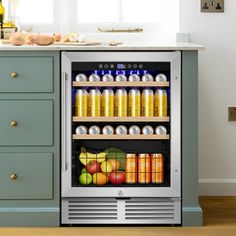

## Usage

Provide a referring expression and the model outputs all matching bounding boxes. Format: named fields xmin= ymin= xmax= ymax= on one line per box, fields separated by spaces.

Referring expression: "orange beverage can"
xmin=128 ymin=89 xmax=141 ymax=117
xmin=138 ymin=154 xmax=151 ymax=184
xmin=141 ymin=89 xmax=154 ymax=117
xmin=154 ymin=89 xmax=168 ymax=117
xmin=101 ymin=89 xmax=114 ymax=117
xmin=115 ymin=89 xmax=128 ymax=117
xmin=151 ymin=154 xmax=164 ymax=184
xmin=125 ymin=154 xmax=137 ymax=184
xmin=88 ymin=89 xmax=101 ymax=117
xmin=75 ymin=89 xmax=88 ymax=117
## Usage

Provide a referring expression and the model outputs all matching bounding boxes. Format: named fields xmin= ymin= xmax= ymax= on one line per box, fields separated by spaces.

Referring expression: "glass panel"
xmin=16 ymin=0 xmax=53 ymax=24
xmin=122 ymin=0 xmax=164 ymax=23
xmin=71 ymin=62 xmax=171 ymax=187
xmin=77 ymin=0 xmax=120 ymax=23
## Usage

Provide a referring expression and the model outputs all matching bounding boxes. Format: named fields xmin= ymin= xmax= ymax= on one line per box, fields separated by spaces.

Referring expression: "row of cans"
xmin=75 ymin=125 xmax=167 ymax=135
xmin=76 ymin=73 xmax=167 ymax=82
xmin=125 ymin=154 xmax=164 ymax=184
xmin=75 ymin=88 xmax=168 ymax=117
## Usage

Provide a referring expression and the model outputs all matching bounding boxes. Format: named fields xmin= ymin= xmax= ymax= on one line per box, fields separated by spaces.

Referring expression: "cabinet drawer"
xmin=0 ymin=57 xmax=53 ymax=93
xmin=0 ymin=100 xmax=53 ymax=146
xmin=0 ymin=153 xmax=53 ymax=200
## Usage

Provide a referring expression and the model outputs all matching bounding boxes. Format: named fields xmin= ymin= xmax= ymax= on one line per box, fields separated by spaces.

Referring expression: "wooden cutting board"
xmin=53 ymin=41 xmax=102 ymax=46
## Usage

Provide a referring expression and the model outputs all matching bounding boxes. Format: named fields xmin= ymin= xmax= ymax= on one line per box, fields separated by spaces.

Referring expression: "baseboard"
xmin=199 ymin=179 xmax=236 ymax=196
xmin=182 ymin=207 xmax=203 ymax=226
xmin=0 ymin=207 xmax=60 ymax=227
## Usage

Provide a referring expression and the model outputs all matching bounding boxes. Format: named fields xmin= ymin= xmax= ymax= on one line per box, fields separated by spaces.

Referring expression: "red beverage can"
xmin=151 ymin=154 xmax=164 ymax=184
xmin=138 ymin=154 xmax=151 ymax=184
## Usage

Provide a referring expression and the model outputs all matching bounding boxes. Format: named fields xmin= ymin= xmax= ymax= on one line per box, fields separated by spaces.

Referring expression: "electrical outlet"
xmin=228 ymin=107 xmax=236 ymax=121
xmin=201 ymin=0 xmax=224 ymax=13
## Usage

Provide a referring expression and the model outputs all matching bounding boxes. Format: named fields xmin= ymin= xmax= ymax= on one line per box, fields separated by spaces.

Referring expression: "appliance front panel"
xmin=61 ymin=51 xmax=181 ymax=198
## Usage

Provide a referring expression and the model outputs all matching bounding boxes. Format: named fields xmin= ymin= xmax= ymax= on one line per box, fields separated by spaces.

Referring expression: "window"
xmin=2 ymin=0 xmax=179 ymax=33
xmin=76 ymin=0 xmax=179 ymax=32
xmin=16 ymin=0 xmax=53 ymax=24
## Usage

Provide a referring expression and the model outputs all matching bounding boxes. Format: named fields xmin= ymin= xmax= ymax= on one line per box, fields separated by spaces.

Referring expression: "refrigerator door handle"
xmin=62 ymin=71 xmax=68 ymax=171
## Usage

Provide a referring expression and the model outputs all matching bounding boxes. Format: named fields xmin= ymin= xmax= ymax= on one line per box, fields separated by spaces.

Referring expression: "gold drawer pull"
xmin=10 ymin=121 xmax=18 ymax=128
xmin=10 ymin=174 xmax=17 ymax=180
xmin=11 ymin=72 xmax=18 ymax=79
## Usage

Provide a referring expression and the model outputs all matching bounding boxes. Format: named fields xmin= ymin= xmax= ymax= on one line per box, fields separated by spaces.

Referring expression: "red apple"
xmin=109 ymin=171 xmax=125 ymax=185
xmin=86 ymin=160 xmax=101 ymax=175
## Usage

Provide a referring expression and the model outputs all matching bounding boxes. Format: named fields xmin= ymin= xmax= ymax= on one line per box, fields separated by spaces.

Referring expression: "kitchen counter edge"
xmin=0 ymin=43 xmax=204 ymax=51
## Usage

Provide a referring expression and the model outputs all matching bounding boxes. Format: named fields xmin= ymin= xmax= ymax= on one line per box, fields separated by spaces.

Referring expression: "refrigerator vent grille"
xmin=62 ymin=198 xmax=180 ymax=224
xmin=67 ymin=199 xmax=118 ymax=220
xmin=125 ymin=199 xmax=175 ymax=220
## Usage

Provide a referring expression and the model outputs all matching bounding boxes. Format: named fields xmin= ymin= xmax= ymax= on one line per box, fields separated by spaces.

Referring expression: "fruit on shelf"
xmin=109 ymin=171 xmax=126 ymax=185
xmin=79 ymin=147 xmax=106 ymax=165
xmin=105 ymin=147 xmax=126 ymax=170
xmin=79 ymin=173 xmax=92 ymax=186
xmin=100 ymin=161 xmax=113 ymax=173
xmin=107 ymin=159 xmax=120 ymax=171
xmin=86 ymin=160 xmax=101 ymax=175
xmin=81 ymin=167 xmax=87 ymax=173
xmin=92 ymin=173 xmax=108 ymax=186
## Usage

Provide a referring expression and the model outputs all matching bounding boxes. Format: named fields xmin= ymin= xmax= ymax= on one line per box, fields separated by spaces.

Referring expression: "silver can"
xmin=75 ymin=73 xmax=87 ymax=82
xmin=142 ymin=73 xmax=154 ymax=82
xmin=102 ymin=74 xmax=114 ymax=82
xmin=75 ymin=126 xmax=88 ymax=135
xmin=115 ymin=74 xmax=127 ymax=82
xmin=142 ymin=126 xmax=154 ymax=135
xmin=129 ymin=125 xmax=141 ymax=135
xmin=89 ymin=74 xmax=101 ymax=82
xmin=128 ymin=74 xmax=141 ymax=82
xmin=89 ymin=125 xmax=101 ymax=135
xmin=102 ymin=125 xmax=114 ymax=135
xmin=155 ymin=73 xmax=167 ymax=82
xmin=155 ymin=125 xmax=167 ymax=135
xmin=115 ymin=125 xmax=128 ymax=135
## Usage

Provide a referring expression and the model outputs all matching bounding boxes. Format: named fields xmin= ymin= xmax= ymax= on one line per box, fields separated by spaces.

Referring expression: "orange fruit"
xmin=107 ymin=159 xmax=120 ymax=171
xmin=92 ymin=173 xmax=108 ymax=185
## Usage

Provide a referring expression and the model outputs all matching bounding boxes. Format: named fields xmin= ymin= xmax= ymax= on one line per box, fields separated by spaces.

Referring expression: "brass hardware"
xmin=11 ymin=72 xmax=17 ymax=79
xmin=10 ymin=121 xmax=17 ymax=127
xmin=10 ymin=174 xmax=17 ymax=180
xmin=97 ymin=27 xmax=143 ymax=33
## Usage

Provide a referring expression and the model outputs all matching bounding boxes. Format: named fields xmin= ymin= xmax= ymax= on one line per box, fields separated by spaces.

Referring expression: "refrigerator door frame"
xmin=61 ymin=51 xmax=181 ymax=198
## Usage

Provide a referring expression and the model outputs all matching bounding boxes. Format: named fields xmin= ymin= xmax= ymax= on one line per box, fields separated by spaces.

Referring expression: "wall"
xmin=180 ymin=0 xmax=236 ymax=195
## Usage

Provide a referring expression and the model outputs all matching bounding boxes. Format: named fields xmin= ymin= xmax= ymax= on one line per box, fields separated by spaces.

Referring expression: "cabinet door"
xmin=0 ymin=153 xmax=53 ymax=200
xmin=0 ymin=100 xmax=53 ymax=146
xmin=0 ymin=57 xmax=53 ymax=93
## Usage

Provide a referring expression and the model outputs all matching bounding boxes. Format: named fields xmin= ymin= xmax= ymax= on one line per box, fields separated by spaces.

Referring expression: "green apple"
xmin=81 ymin=167 xmax=87 ymax=173
xmin=79 ymin=173 xmax=92 ymax=185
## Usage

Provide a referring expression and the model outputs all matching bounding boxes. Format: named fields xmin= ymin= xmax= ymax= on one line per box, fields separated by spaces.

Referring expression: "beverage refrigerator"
xmin=61 ymin=51 xmax=181 ymax=225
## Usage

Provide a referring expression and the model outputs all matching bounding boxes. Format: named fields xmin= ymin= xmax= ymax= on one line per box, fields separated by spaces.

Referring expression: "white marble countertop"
xmin=0 ymin=42 xmax=204 ymax=51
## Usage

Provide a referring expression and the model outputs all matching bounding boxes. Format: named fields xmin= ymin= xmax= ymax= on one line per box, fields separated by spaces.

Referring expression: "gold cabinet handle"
xmin=11 ymin=72 xmax=18 ymax=79
xmin=10 ymin=121 xmax=18 ymax=128
xmin=10 ymin=174 xmax=17 ymax=180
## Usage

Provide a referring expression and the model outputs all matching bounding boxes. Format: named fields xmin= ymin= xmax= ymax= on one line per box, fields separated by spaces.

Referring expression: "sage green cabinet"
xmin=0 ymin=100 xmax=53 ymax=146
xmin=0 ymin=57 xmax=53 ymax=93
xmin=0 ymin=153 xmax=53 ymax=200
xmin=0 ymin=51 xmax=60 ymax=227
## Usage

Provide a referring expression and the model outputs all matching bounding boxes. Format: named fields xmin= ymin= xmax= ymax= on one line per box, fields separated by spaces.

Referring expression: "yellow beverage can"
xmin=154 ymin=89 xmax=168 ymax=117
xmin=128 ymin=89 xmax=141 ymax=117
xmin=88 ymin=89 xmax=101 ymax=117
xmin=141 ymin=89 xmax=154 ymax=117
xmin=75 ymin=89 xmax=88 ymax=117
xmin=115 ymin=89 xmax=127 ymax=117
xmin=101 ymin=89 xmax=114 ymax=117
